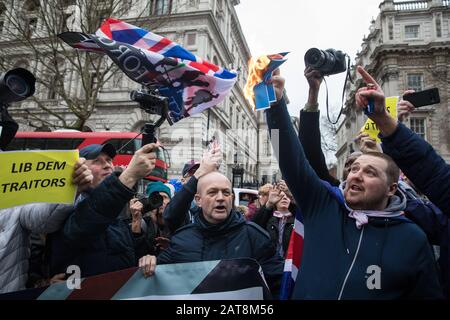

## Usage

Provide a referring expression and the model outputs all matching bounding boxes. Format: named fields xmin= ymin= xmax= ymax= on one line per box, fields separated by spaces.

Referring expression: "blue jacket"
xmin=48 ymin=174 xmax=143 ymax=278
xmin=381 ymin=122 xmax=450 ymax=297
xmin=298 ymin=107 xmax=449 ymax=297
xmin=157 ymin=210 xmax=284 ymax=297
xmin=266 ymin=99 xmax=443 ymax=299
xmin=381 ymin=122 xmax=450 ymax=219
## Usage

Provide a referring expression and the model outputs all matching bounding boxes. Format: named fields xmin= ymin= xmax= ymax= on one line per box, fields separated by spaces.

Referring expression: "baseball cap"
xmin=79 ymin=143 xmax=117 ymax=160
xmin=182 ymin=160 xmax=200 ymax=177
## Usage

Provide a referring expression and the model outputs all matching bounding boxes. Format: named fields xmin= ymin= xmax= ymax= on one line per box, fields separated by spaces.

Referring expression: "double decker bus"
xmin=5 ymin=131 xmax=170 ymax=182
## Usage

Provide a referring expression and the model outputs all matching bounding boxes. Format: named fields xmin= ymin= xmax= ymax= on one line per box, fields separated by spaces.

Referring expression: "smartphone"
xmin=403 ymin=88 xmax=440 ymax=108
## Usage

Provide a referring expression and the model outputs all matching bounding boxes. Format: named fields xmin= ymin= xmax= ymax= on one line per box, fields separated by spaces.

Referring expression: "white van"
xmin=233 ymin=188 xmax=258 ymax=207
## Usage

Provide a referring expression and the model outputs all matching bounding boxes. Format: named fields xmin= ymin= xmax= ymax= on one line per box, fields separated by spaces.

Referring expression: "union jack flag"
xmin=279 ymin=206 xmax=304 ymax=300
xmin=58 ymin=18 xmax=237 ymax=124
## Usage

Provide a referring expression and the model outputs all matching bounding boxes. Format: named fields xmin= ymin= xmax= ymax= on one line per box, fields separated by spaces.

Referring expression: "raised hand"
xmin=119 ymin=143 xmax=158 ymax=188
xmin=266 ymin=68 xmax=285 ymax=102
xmin=355 ymin=66 xmax=398 ymax=136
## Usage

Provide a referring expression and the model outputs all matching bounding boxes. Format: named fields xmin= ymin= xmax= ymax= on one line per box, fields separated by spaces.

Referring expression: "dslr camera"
xmin=130 ymin=88 xmax=169 ymax=145
xmin=136 ymin=192 xmax=163 ymax=213
xmin=130 ymin=88 xmax=168 ymax=118
xmin=0 ymin=68 xmax=36 ymax=107
xmin=304 ymin=48 xmax=347 ymax=76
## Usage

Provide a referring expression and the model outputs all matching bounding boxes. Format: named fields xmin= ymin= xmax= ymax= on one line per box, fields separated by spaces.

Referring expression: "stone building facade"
xmin=0 ymin=0 xmax=283 ymax=184
xmin=336 ymin=0 xmax=450 ymax=180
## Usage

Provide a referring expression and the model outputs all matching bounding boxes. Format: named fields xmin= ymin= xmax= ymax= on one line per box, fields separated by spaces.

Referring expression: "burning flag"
xmin=58 ymin=18 xmax=237 ymax=124
xmin=244 ymin=53 xmax=288 ymax=111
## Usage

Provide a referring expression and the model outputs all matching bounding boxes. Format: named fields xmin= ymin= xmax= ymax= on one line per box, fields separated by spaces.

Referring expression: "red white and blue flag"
xmin=279 ymin=206 xmax=304 ymax=300
xmin=58 ymin=18 xmax=237 ymax=124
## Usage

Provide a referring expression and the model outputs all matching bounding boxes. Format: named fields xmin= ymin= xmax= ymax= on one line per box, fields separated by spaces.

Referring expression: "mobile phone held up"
xmin=403 ymin=88 xmax=440 ymax=108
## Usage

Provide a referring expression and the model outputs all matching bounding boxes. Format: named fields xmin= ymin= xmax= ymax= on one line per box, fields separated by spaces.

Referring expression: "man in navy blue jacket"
xmin=299 ymin=66 xmax=450 ymax=297
xmin=48 ymin=143 xmax=158 ymax=279
xmin=158 ymin=172 xmax=284 ymax=297
xmin=264 ymin=69 xmax=443 ymax=299
xmin=354 ymin=66 xmax=450 ymax=297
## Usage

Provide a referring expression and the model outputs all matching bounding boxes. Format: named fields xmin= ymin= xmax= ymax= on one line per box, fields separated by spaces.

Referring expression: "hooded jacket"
xmin=266 ymin=98 xmax=443 ymax=299
xmin=0 ymin=203 xmax=72 ymax=293
xmin=157 ymin=210 xmax=284 ymax=296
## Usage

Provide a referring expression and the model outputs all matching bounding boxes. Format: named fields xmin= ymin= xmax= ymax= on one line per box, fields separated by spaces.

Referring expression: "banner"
xmin=360 ymin=96 xmax=398 ymax=142
xmin=0 ymin=259 xmax=271 ymax=300
xmin=58 ymin=18 xmax=237 ymax=125
xmin=0 ymin=150 xmax=78 ymax=209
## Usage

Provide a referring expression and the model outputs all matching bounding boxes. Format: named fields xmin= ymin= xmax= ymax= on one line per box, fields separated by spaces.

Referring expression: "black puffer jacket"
xmin=157 ymin=210 xmax=284 ymax=296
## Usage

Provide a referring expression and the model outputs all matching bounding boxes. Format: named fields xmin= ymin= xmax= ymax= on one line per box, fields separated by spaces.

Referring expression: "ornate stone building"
xmin=0 ymin=0 xmax=282 ymax=184
xmin=336 ymin=0 xmax=450 ymax=180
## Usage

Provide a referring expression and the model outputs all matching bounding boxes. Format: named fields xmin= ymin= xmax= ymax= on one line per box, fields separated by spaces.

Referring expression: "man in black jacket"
xmin=48 ymin=143 xmax=158 ymax=279
xmin=157 ymin=172 xmax=284 ymax=297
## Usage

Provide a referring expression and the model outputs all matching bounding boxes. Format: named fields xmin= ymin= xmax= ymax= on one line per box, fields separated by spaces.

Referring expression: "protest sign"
xmin=0 ymin=150 xmax=78 ymax=209
xmin=360 ymin=96 xmax=398 ymax=142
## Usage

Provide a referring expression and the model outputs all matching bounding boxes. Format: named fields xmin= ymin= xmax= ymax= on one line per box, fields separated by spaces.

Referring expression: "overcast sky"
xmin=235 ymin=0 xmax=385 ymax=117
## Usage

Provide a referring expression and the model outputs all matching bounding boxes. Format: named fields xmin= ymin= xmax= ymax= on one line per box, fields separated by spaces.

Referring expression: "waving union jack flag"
xmin=58 ymin=18 xmax=237 ymax=124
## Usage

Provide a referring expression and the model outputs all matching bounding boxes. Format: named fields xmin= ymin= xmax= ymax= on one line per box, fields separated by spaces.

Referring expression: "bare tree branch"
xmin=0 ymin=0 xmax=176 ymax=131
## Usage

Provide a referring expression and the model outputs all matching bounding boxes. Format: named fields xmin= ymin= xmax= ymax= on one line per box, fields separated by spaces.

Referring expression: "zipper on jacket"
xmin=338 ymin=226 xmax=365 ymax=300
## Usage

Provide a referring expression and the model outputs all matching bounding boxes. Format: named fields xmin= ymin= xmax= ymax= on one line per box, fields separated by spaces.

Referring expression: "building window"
xmin=404 ymin=25 xmax=419 ymax=39
xmin=407 ymin=74 xmax=423 ymax=91
xmin=265 ymin=133 xmax=271 ymax=156
xmin=435 ymin=14 xmax=442 ymax=37
xmin=410 ymin=118 xmax=426 ymax=139
xmin=186 ymin=33 xmax=196 ymax=46
xmin=152 ymin=0 xmax=172 ymax=15
xmin=388 ymin=17 xmax=394 ymax=40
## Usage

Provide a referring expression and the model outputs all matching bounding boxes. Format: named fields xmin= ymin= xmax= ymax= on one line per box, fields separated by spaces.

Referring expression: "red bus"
xmin=5 ymin=131 xmax=170 ymax=182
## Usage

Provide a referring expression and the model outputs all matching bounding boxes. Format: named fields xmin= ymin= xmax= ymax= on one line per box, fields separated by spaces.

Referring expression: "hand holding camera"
xmin=119 ymin=143 xmax=158 ymax=188
xmin=130 ymin=198 xmax=143 ymax=233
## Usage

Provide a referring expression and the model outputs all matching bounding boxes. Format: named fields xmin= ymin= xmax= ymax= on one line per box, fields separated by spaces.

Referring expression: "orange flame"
xmin=244 ymin=55 xmax=271 ymax=110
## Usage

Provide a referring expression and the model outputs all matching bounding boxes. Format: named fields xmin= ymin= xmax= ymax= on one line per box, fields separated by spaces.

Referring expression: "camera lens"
xmin=6 ymin=74 xmax=30 ymax=97
xmin=304 ymin=48 xmax=325 ymax=69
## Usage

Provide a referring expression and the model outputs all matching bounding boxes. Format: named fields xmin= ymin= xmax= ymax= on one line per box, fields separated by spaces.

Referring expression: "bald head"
xmin=197 ymin=172 xmax=232 ymax=195
xmin=196 ymin=172 xmax=233 ymax=224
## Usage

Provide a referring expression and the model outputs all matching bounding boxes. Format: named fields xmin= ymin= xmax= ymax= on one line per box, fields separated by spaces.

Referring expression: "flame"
xmin=244 ymin=55 xmax=271 ymax=110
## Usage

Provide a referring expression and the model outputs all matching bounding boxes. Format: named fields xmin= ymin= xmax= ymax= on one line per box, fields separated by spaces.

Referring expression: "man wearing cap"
xmin=48 ymin=143 xmax=159 ymax=279
xmin=77 ymin=143 xmax=117 ymax=189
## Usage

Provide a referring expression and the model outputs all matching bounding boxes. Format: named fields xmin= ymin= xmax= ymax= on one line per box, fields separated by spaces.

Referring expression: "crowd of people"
xmin=0 ymin=65 xmax=449 ymax=300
